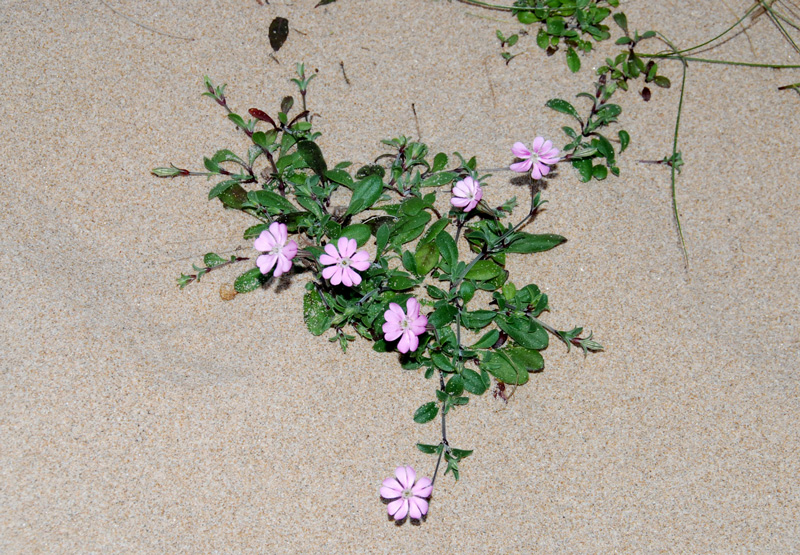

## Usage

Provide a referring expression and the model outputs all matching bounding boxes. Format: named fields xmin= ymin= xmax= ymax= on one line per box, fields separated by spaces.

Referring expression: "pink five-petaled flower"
xmin=254 ymin=222 xmax=298 ymax=277
xmin=382 ymin=298 xmax=428 ymax=354
xmin=380 ymin=466 xmax=433 ymax=521
xmin=319 ymin=236 xmax=371 ymax=287
xmin=450 ymin=176 xmax=483 ymax=212
xmin=510 ymin=138 xmax=561 ymax=180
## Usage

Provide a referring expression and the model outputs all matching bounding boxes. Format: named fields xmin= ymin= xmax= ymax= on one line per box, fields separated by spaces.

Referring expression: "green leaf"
xmin=481 ymin=351 xmax=529 ymax=385
xmin=393 ymin=211 xmax=431 ymax=244
xmin=618 ymin=130 xmax=630 ymax=153
xmin=208 ymin=179 xmax=238 ymax=200
xmin=415 ymin=241 xmax=439 ymax=276
xmin=545 ymin=98 xmax=581 ymax=121
xmin=460 ymin=310 xmax=496 ymax=330
xmin=243 ymin=223 xmax=269 ymax=240
xmin=506 ymin=347 xmax=544 ymax=372
xmin=446 ymin=375 xmax=464 ymax=396
xmin=303 ymin=289 xmax=333 ymax=336
xmin=436 ymin=231 xmax=459 ymax=270
xmin=572 ymin=158 xmax=593 ymax=182
xmin=462 ymin=369 xmax=487 ymax=395
xmin=248 ymin=190 xmax=299 ymax=214
xmin=592 ymin=164 xmax=608 ymax=180
xmin=413 ymin=402 xmax=439 ymax=424
xmin=518 ymin=10 xmax=537 ymax=25
xmin=421 ymin=218 xmax=449 ymax=245
xmin=340 ymin=224 xmax=371 ymax=247
xmin=471 ymin=329 xmax=500 ymax=349
xmin=324 ymin=168 xmax=354 ymax=189
xmin=546 ymin=16 xmax=565 ymax=36
xmin=203 ymin=253 xmax=227 ymax=268
xmin=416 ymin=443 xmax=439 ymax=454
xmin=495 ymin=315 xmax=549 ymax=350
xmin=566 ymin=47 xmax=581 ymax=73
xmin=234 ymin=267 xmax=267 ymax=293
xmin=505 ymin=233 xmax=567 ymax=254
xmin=346 ymin=175 xmax=384 ymax=216
xmin=388 ymin=274 xmax=417 ymax=291
xmin=296 ymin=140 xmax=327 ymax=176
xmin=376 ymin=223 xmax=390 ymax=255
xmin=421 ymin=172 xmax=457 ymax=188
xmin=428 ymin=304 xmax=457 ymax=328
xmin=218 ymin=184 xmax=248 ymax=209
xmin=653 ymin=75 xmax=671 ymax=88
xmin=401 ymin=196 xmax=425 ymax=216
xmin=595 ymin=103 xmax=622 ymax=121
xmin=432 ymin=352 xmax=455 ymax=372
xmin=613 ymin=12 xmax=628 ymax=32
xmin=465 ymin=260 xmax=503 ymax=281
xmin=432 ymin=153 xmax=448 ymax=172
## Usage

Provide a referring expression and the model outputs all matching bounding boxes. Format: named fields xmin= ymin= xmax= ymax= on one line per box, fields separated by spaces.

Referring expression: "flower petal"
xmin=412 ymin=477 xmax=432 ymax=498
xmin=274 ymin=255 xmax=292 ymax=276
xmin=350 ymin=250 xmax=370 ymax=263
xmin=405 ymin=331 xmax=419 ymax=353
xmin=531 ymin=163 xmax=543 ymax=180
xmin=410 ymin=496 xmax=429 ymax=517
xmin=350 ymin=257 xmax=371 ymax=272
xmin=388 ymin=303 xmax=406 ymax=320
xmin=283 ymin=240 xmax=298 ymax=260
xmin=406 ymin=298 xmax=420 ymax=319
xmin=387 ymin=498 xmax=407 ymax=519
xmin=511 ymin=141 xmax=531 ymax=159
xmin=510 ymin=159 xmax=533 ymax=173
xmin=268 ymin=222 xmax=287 ymax=246
xmin=538 ymin=162 xmax=551 ymax=176
xmin=532 ymin=136 xmax=544 ymax=152
xmin=347 ymin=267 xmax=362 ymax=286
xmin=380 ymin=486 xmax=402 ymax=499
xmin=254 ymin=230 xmax=277 ymax=252
xmin=319 ymin=254 xmax=338 ymax=266
xmin=340 ymin=266 xmax=354 ymax=287
xmin=395 ymin=466 xmax=412 ymax=489
xmin=383 ymin=323 xmax=403 ymax=341
xmin=391 ymin=499 xmax=409 ymax=521
xmin=397 ymin=333 xmax=411 ymax=354
xmin=541 ymin=139 xmax=553 ymax=153
xmin=451 ymin=196 xmax=470 ymax=208
xmin=408 ymin=498 xmax=423 ymax=520
xmin=324 ymin=243 xmax=340 ymax=259
xmin=322 ymin=265 xmax=338 ymax=280
xmin=257 ymin=254 xmax=277 ymax=275
xmin=382 ymin=477 xmax=403 ymax=491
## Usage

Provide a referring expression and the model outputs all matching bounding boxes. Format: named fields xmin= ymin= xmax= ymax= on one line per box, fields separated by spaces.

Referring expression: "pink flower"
xmin=380 ymin=466 xmax=432 ymax=521
xmin=319 ymin=236 xmax=371 ymax=287
xmin=382 ymin=298 xmax=428 ymax=353
xmin=510 ymin=138 xmax=560 ymax=180
xmin=254 ymin=222 xmax=298 ymax=277
xmin=450 ymin=176 xmax=483 ymax=212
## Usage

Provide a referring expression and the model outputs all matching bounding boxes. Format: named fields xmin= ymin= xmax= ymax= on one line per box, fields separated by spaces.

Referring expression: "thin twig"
xmin=99 ymin=0 xmax=195 ymax=41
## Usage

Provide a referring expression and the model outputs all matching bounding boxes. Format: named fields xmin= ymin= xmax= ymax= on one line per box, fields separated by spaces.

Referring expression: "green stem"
xmin=640 ymin=53 xmax=800 ymax=69
xmin=665 ymin=3 xmax=759 ymax=55
xmin=659 ymin=33 xmax=690 ymax=269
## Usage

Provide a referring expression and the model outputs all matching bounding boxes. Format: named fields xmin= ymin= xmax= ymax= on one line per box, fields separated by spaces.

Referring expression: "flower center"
xmin=339 ymin=257 xmax=351 ymax=267
xmin=400 ymin=318 xmax=410 ymax=330
xmin=401 ymin=488 xmax=414 ymax=499
xmin=270 ymin=245 xmax=282 ymax=256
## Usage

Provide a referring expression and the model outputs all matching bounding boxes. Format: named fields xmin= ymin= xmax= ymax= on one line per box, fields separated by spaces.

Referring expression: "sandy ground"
xmin=1 ymin=0 xmax=799 ymax=552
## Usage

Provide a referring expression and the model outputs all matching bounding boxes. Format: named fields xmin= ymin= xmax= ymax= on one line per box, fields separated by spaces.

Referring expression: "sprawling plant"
xmin=153 ymin=65 xmax=601 ymax=523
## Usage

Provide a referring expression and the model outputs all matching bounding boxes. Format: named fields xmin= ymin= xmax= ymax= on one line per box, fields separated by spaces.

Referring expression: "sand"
xmin=1 ymin=0 xmax=799 ymax=552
